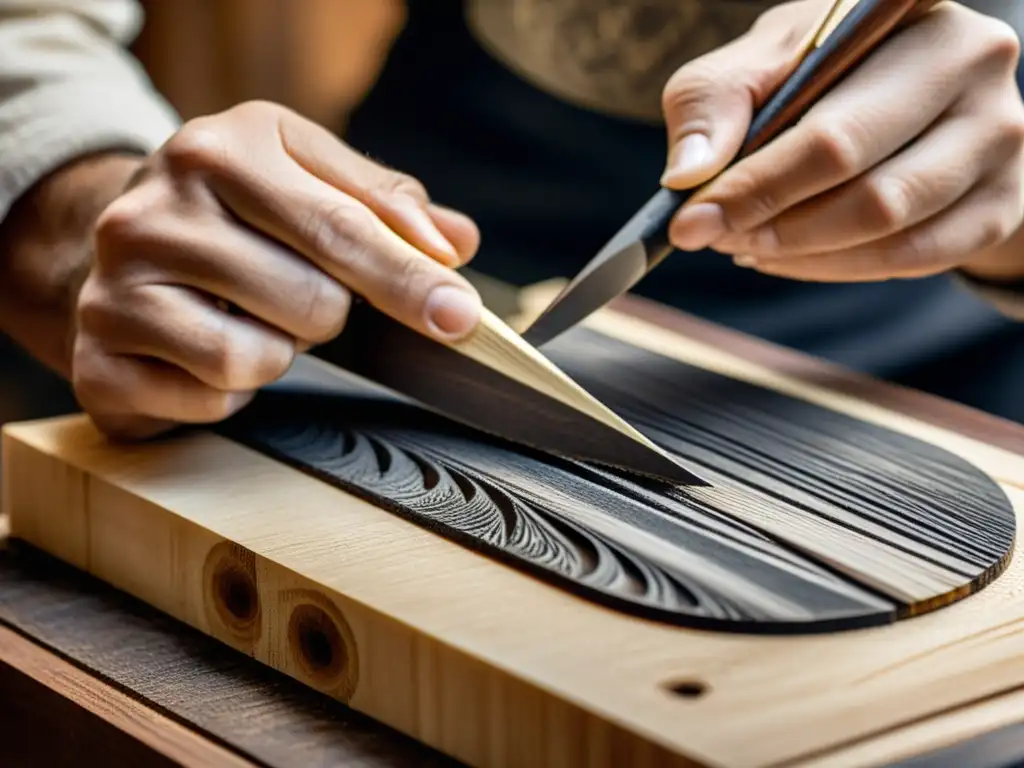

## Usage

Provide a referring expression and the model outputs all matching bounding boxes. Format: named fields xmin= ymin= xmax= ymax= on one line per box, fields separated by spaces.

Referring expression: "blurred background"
xmin=1 ymin=0 xmax=1023 ymax=429
xmin=132 ymin=0 xmax=403 ymax=131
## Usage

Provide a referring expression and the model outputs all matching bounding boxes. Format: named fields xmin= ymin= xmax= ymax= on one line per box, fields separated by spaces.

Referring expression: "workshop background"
xmin=1 ymin=0 xmax=1022 ymax=429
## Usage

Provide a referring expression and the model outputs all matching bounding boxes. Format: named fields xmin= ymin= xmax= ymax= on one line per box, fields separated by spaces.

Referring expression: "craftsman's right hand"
xmin=72 ymin=100 xmax=482 ymax=440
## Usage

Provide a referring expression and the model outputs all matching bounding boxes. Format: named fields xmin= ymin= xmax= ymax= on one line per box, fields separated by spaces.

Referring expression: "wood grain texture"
xmin=0 ymin=616 xmax=253 ymax=768
xmin=222 ymin=324 xmax=1015 ymax=633
xmin=0 ymin=542 xmax=454 ymax=768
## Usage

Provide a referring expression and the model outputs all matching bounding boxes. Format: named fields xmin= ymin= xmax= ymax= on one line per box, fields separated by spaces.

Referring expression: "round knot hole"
xmin=217 ymin=566 xmax=258 ymax=623
xmin=289 ymin=603 xmax=347 ymax=683
xmin=208 ymin=551 xmax=261 ymax=639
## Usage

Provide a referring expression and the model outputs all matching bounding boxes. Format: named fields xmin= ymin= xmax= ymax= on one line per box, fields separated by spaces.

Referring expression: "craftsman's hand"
xmin=661 ymin=1 xmax=1024 ymax=282
xmin=72 ymin=101 xmax=481 ymax=439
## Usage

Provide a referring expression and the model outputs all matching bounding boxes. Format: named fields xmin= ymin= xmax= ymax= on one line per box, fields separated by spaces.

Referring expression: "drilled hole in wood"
xmin=289 ymin=604 xmax=346 ymax=682
xmin=211 ymin=561 xmax=259 ymax=631
xmin=664 ymin=679 xmax=708 ymax=699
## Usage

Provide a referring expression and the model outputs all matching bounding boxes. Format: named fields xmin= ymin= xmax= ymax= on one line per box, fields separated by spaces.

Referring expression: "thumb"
xmin=660 ymin=8 xmax=817 ymax=190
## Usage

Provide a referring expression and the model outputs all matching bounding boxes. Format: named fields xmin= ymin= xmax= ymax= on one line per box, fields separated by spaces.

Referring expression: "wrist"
xmin=0 ymin=152 xmax=145 ymax=377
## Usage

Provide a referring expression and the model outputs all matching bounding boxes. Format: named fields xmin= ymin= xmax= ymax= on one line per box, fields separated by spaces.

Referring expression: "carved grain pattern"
xmin=218 ymin=328 xmax=1015 ymax=634
xmin=545 ymin=333 xmax=1011 ymax=604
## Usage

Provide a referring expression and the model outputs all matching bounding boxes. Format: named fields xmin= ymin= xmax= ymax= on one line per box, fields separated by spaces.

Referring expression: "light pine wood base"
xmin=5 ymin=299 xmax=1024 ymax=768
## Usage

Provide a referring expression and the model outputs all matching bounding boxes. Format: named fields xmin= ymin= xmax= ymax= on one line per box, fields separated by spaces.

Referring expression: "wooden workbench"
xmin=2 ymin=284 xmax=1024 ymax=767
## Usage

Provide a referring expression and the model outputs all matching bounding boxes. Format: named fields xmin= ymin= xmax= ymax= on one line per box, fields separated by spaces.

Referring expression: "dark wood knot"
xmin=284 ymin=591 xmax=359 ymax=702
xmin=203 ymin=541 xmax=262 ymax=646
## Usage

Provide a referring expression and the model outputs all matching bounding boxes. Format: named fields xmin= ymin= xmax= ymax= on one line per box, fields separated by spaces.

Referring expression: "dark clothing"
xmin=343 ymin=0 xmax=1024 ymax=422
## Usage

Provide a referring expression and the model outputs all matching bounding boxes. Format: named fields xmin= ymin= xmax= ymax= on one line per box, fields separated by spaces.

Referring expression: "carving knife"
xmin=521 ymin=0 xmax=941 ymax=348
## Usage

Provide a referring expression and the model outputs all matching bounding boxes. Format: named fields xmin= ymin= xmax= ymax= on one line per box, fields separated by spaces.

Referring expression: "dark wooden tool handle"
xmin=640 ymin=0 xmax=938 ymax=270
xmin=744 ymin=0 xmax=935 ymax=154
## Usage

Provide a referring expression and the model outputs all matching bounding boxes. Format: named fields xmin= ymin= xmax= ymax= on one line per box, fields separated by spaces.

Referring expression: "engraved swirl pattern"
xmin=219 ymin=328 xmax=1016 ymax=633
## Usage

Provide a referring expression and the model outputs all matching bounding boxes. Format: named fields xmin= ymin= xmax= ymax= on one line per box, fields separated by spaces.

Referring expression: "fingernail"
xmin=391 ymin=194 xmax=460 ymax=264
xmin=733 ymin=255 xmax=757 ymax=268
xmin=669 ymin=203 xmax=727 ymax=251
xmin=425 ymin=285 xmax=481 ymax=339
xmin=662 ymin=133 xmax=713 ymax=186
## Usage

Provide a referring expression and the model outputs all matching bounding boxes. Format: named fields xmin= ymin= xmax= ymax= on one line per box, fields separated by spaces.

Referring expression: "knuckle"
xmin=805 ymin=122 xmax=862 ymax=177
xmin=305 ymin=199 xmax=377 ymax=268
xmin=204 ymin=321 xmax=294 ymax=391
xmin=717 ymin=166 xmax=781 ymax=227
xmin=227 ymin=99 xmax=281 ymax=121
xmin=298 ymin=278 xmax=352 ymax=344
xmin=205 ymin=325 xmax=255 ymax=391
xmin=977 ymin=214 xmax=1015 ymax=251
xmin=996 ymin=110 xmax=1024 ymax=153
xmin=974 ymin=17 xmax=1022 ymax=73
xmin=93 ymin=194 xmax=153 ymax=256
xmin=747 ymin=4 xmax=809 ymax=60
xmin=378 ymin=170 xmax=429 ymax=203
xmin=863 ymin=175 xmax=914 ymax=232
xmin=896 ymin=228 xmax=942 ymax=272
xmin=162 ymin=118 xmax=230 ymax=176
xmin=74 ymin=277 xmax=118 ymax=335
xmin=391 ymin=255 xmax=436 ymax=308
xmin=661 ymin=67 xmax=723 ymax=131
xmin=71 ymin=345 xmax=118 ymax=412
xmin=258 ymin=341 xmax=297 ymax=384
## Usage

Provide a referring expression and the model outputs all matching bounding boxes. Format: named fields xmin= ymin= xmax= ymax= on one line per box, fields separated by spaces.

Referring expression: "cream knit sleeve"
xmin=0 ymin=0 xmax=180 ymax=221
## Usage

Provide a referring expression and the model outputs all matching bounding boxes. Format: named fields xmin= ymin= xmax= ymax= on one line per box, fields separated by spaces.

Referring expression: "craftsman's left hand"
xmin=661 ymin=0 xmax=1024 ymax=282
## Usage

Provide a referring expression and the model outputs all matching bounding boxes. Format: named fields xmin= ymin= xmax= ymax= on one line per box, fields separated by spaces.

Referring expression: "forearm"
xmin=0 ymin=0 xmax=180 ymax=373
xmin=0 ymin=153 xmax=144 ymax=377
